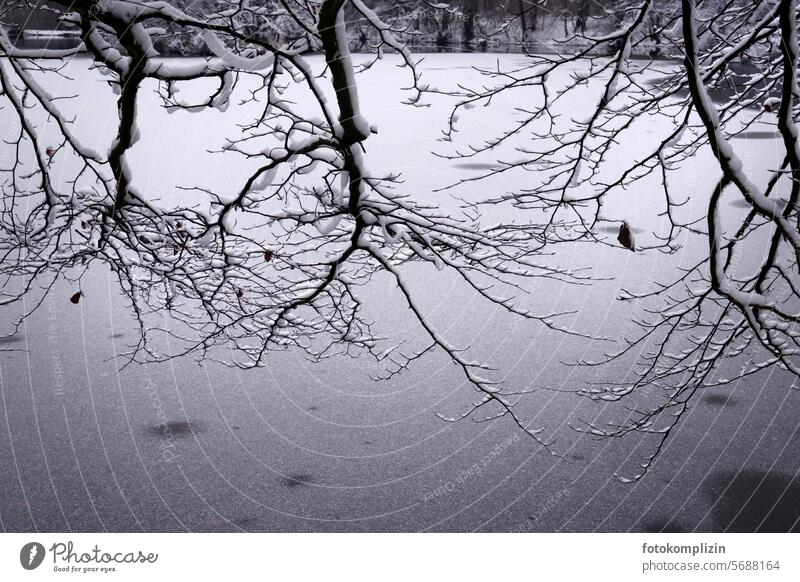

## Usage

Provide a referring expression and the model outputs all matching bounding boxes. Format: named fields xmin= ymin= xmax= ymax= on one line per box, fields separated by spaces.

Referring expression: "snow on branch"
xmin=0 ymin=0 xmax=592 ymax=456
xmin=440 ymin=0 xmax=800 ymax=481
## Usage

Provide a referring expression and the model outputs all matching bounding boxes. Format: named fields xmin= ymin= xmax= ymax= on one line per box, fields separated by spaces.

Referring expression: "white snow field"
xmin=0 ymin=53 xmax=799 ymax=532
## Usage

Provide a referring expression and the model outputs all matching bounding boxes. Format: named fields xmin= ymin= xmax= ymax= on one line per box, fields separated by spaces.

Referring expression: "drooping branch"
xmin=0 ymin=0 xmax=595 ymax=454
xmin=441 ymin=0 xmax=800 ymax=480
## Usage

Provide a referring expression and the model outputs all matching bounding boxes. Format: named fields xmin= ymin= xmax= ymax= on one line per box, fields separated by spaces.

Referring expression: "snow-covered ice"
xmin=0 ymin=53 xmax=798 ymax=532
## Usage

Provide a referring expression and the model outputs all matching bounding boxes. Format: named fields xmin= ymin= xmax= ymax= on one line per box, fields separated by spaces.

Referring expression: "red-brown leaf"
xmin=70 ymin=292 xmax=82 ymax=304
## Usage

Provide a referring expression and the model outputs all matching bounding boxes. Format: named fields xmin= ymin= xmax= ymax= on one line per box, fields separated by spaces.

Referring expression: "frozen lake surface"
xmin=1 ymin=54 xmax=799 ymax=532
